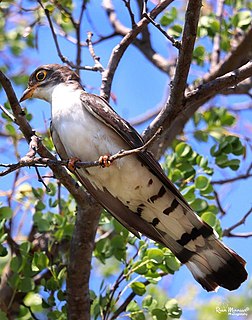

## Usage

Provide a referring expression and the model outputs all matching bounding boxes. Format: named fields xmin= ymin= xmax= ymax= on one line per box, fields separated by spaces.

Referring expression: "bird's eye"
xmin=35 ymin=70 xmax=47 ymax=82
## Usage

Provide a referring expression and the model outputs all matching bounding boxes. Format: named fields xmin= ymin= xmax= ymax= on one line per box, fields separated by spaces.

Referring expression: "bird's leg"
xmin=67 ymin=157 xmax=81 ymax=172
xmin=98 ymin=154 xmax=112 ymax=168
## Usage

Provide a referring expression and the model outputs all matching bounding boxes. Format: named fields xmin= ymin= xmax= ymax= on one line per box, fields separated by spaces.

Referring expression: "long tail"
xmin=154 ymin=206 xmax=248 ymax=291
xmin=185 ymin=234 xmax=247 ymax=291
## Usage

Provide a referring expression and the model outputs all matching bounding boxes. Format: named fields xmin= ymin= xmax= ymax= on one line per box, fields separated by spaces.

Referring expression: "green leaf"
xmin=142 ymin=295 xmax=153 ymax=308
xmin=133 ymin=261 xmax=148 ymax=275
xmin=201 ymin=212 xmax=217 ymax=227
xmin=0 ymin=310 xmax=8 ymax=320
xmin=227 ymin=159 xmax=240 ymax=171
xmin=0 ymin=207 xmax=12 ymax=220
xmin=200 ymin=183 xmax=214 ymax=197
xmin=5 ymin=123 xmax=16 ymax=136
xmin=160 ymin=8 xmax=177 ymax=26
xmin=130 ymin=311 xmax=145 ymax=320
xmin=190 ymin=198 xmax=208 ymax=213
xmin=165 ymin=254 xmax=180 ymax=273
xmin=165 ymin=299 xmax=182 ymax=318
xmin=182 ymin=186 xmax=195 ymax=203
xmin=147 ymin=248 xmax=164 ymax=264
xmin=194 ymin=130 xmax=208 ymax=142
xmin=127 ymin=300 xmax=140 ymax=312
xmin=32 ymin=252 xmax=49 ymax=271
xmin=171 ymin=169 xmax=183 ymax=182
xmin=236 ymin=10 xmax=252 ymax=28
xmin=130 ymin=282 xmax=146 ymax=296
xmin=168 ymin=24 xmax=182 ymax=38
xmin=20 ymin=241 xmax=31 ymax=255
xmin=10 ymin=256 xmax=22 ymax=272
xmin=0 ymin=244 xmax=8 ymax=257
xmin=18 ymin=277 xmax=35 ymax=292
xmin=24 ymin=292 xmax=42 ymax=306
xmin=151 ymin=308 xmax=167 ymax=320
xmin=175 ymin=142 xmax=192 ymax=158
xmin=195 ymin=176 xmax=210 ymax=190
xmin=215 ymin=154 xmax=229 ymax=168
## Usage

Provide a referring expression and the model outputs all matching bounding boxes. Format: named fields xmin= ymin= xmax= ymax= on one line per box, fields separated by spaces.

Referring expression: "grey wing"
xmin=50 ymin=122 xmax=69 ymax=159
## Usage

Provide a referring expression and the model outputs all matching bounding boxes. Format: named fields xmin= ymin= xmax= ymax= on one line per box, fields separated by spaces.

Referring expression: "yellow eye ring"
xmin=35 ymin=70 xmax=47 ymax=82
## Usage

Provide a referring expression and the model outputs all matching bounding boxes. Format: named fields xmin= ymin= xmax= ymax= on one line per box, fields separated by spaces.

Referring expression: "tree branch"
xmin=223 ymin=207 xmax=252 ymax=238
xmin=143 ymin=0 xmax=202 ymax=144
xmin=66 ymin=204 xmax=101 ymax=320
xmin=147 ymin=60 xmax=252 ymax=158
xmin=103 ymin=0 xmax=175 ymax=75
xmin=100 ymin=0 xmax=174 ymax=101
xmin=0 ymin=128 xmax=162 ymax=176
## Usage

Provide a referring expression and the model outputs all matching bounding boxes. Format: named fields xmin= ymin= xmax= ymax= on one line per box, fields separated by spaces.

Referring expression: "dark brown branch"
xmin=223 ymin=207 xmax=252 ymax=237
xmin=66 ymin=204 xmax=101 ymax=320
xmin=123 ymin=0 xmax=136 ymax=28
xmin=212 ymin=173 xmax=252 ymax=185
xmin=223 ymin=232 xmax=252 ymax=238
xmin=0 ymin=127 xmax=162 ymax=177
xmin=143 ymin=0 xmax=202 ymax=143
xmin=213 ymin=190 xmax=226 ymax=216
xmin=142 ymin=13 xmax=181 ymax=49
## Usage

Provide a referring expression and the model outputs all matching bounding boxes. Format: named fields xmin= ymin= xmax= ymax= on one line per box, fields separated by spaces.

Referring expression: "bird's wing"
xmin=81 ymin=92 xmax=192 ymax=211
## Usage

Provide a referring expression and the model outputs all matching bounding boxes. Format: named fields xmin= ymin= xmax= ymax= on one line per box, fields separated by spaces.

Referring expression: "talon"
xmin=99 ymin=155 xmax=112 ymax=168
xmin=67 ymin=157 xmax=80 ymax=172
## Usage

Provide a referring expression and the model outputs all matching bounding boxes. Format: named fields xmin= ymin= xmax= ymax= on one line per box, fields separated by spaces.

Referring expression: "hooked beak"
xmin=19 ymin=86 xmax=36 ymax=102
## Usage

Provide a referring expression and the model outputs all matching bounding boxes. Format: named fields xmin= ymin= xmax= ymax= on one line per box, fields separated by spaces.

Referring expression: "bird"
xmin=20 ymin=64 xmax=247 ymax=292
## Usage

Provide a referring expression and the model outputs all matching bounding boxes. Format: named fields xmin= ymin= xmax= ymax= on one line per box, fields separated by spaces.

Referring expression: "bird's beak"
xmin=19 ymin=86 xmax=36 ymax=102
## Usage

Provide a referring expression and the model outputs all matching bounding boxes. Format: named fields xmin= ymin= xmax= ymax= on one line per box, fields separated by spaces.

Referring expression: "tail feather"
xmin=185 ymin=236 xmax=247 ymax=291
xmin=154 ymin=217 xmax=247 ymax=292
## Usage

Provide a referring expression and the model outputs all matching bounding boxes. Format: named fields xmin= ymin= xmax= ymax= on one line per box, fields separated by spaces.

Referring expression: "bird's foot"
xmin=99 ymin=154 xmax=112 ymax=168
xmin=67 ymin=157 xmax=80 ymax=172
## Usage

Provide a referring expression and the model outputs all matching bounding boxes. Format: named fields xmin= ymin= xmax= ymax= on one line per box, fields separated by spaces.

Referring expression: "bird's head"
xmin=20 ymin=64 xmax=81 ymax=103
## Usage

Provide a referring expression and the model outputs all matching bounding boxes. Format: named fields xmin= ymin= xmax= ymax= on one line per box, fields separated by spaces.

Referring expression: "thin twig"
xmin=35 ymin=166 xmax=51 ymax=192
xmin=142 ymin=13 xmax=181 ymax=49
xmin=212 ymin=163 xmax=252 ymax=185
xmin=21 ymin=303 xmax=40 ymax=320
xmin=110 ymin=272 xmax=166 ymax=320
xmin=0 ymin=104 xmax=16 ymax=122
xmin=223 ymin=207 xmax=252 ymax=237
xmin=0 ymin=127 xmax=162 ymax=177
xmin=101 ymin=0 xmax=174 ymax=101
xmin=86 ymin=32 xmax=105 ymax=72
xmin=123 ymin=0 xmax=136 ymax=28
xmin=213 ymin=189 xmax=226 ymax=216
xmin=223 ymin=232 xmax=252 ymax=238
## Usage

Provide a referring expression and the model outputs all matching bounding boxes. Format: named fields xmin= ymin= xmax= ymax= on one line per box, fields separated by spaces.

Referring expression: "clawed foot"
xmin=99 ymin=154 xmax=112 ymax=168
xmin=67 ymin=157 xmax=80 ymax=172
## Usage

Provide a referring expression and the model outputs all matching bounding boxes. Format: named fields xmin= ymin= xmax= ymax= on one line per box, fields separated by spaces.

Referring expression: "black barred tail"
xmin=185 ymin=236 xmax=247 ymax=291
xmin=153 ymin=203 xmax=248 ymax=292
